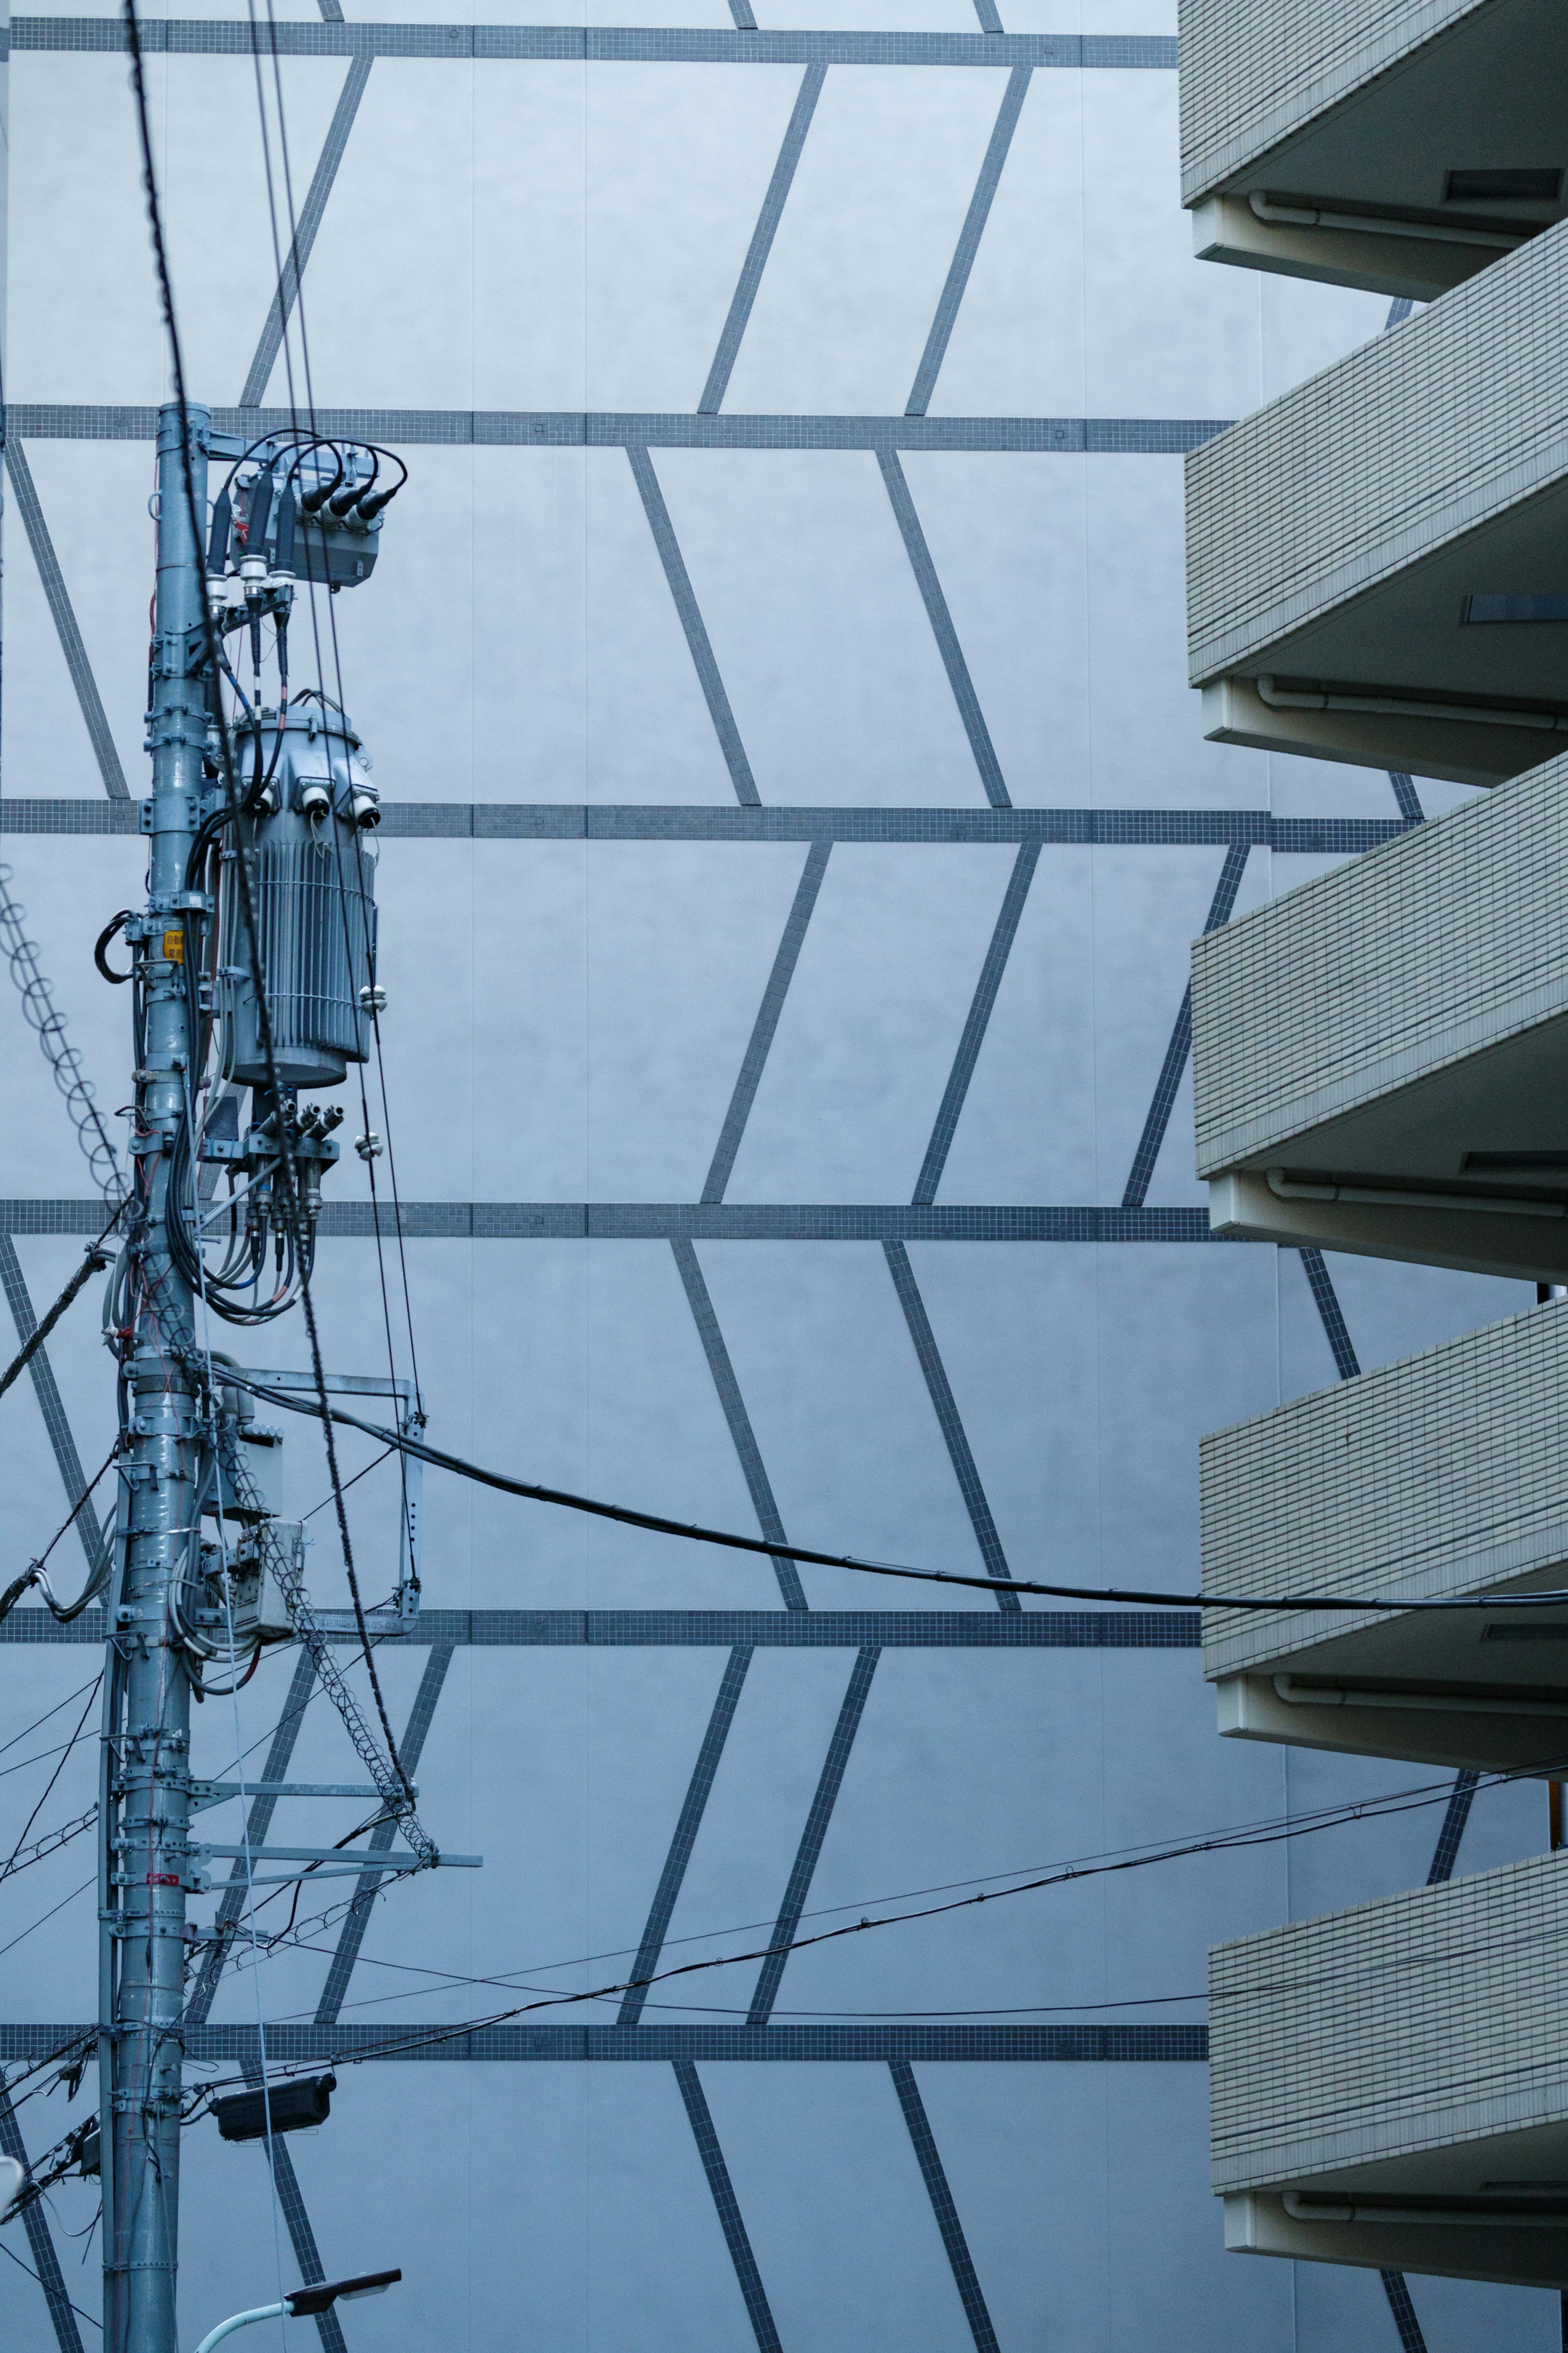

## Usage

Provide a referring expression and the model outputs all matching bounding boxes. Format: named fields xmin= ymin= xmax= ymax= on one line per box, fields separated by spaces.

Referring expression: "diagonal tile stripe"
xmin=0 ymin=2081 xmax=85 ymax=2353
xmin=670 ymin=1239 xmax=808 ymax=1609
xmin=618 ymin=1646 xmax=754 ymax=2026
xmin=1297 ymin=1246 xmax=1359 ymax=1382
xmin=0 ymin=1236 xmax=103 ymax=1575
xmin=703 ymin=840 xmax=831 ymax=1203
xmin=186 ymin=1650 xmax=319 ymax=2027
xmin=240 ymin=56 xmax=373 ymax=409
xmin=883 ymin=1239 xmax=1018 ymax=1612
xmin=889 ymin=2059 xmax=1000 ymax=2353
xmin=907 ymin=67 xmax=1031 ymax=417
xmin=1379 ymin=2269 xmax=1430 ymax=2353
xmin=1120 ymin=841 xmax=1249 ymax=1210
xmin=877 ymin=448 xmax=1009 ymax=809
xmin=241 ymin=2058 xmax=348 ymax=2353
xmin=747 ymin=1646 xmax=879 ymax=2024
xmin=700 ymin=62 xmax=826 ymax=414
xmin=915 ymin=839 xmax=1039 ymax=1204
xmin=627 ymin=446 xmax=760 ymax=807
xmin=673 ymin=2059 xmax=783 ymax=2353
xmin=4 ymin=444 xmax=129 ymax=801
xmin=1425 ymin=1771 xmax=1479 ymax=1887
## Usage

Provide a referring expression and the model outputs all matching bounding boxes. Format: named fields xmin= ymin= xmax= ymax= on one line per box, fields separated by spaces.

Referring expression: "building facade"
xmin=1184 ymin=0 xmax=1568 ymax=2318
xmin=0 ymin=0 xmax=1560 ymax=2348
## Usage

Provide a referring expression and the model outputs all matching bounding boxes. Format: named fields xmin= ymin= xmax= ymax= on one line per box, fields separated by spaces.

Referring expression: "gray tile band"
xmin=314 ymin=1643 xmax=456 ymax=2027
xmin=670 ymin=1240 xmax=809 ymax=1610
xmin=1425 ymin=1771 xmax=1480 ymax=1888
xmin=888 ymin=2059 xmax=1001 ymax=2353
xmin=1297 ymin=1246 xmax=1359 ymax=1383
xmin=240 ymin=53 xmax=373 ymax=410
xmin=747 ymin=1646 xmax=879 ymax=2025
xmin=1120 ymin=841 xmax=1248 ymax=1212
xmin=186 ymin=1648 xmax=320 ymax=2027
xmin=0 ymin=799 xmax=1400 ymax=851
xmin=699 ymin=62 xmax=826 ymax=416
xmin=673 ymin=2060 xmax=784 ymax=2353
xmin=906 ymin=65 xmax=1030 ymax=419
xmin=0 ymin=1233 xmax=104 ymax=1575
xmin=240 ymin=2058 xmax=348 ymax=2353
xmin=4 ymin=443 xmax=129 ymax=801
xmin=703 ymin=840 xmax=831 ymax=1204
xmin=3 ymin=1606 xmax=1203 ymax=1647
xmin=878 ymin=449 xmax=1009 ymax=808
xmin=0 ymin=2081 xmax=85 ymax=2353
xmin=914 ymin=838 xmax=1039 ymax=1205
xmin=619 ymin=1647 xmax=755 ymax=2027
xmin=627 ymin=445 xmax=759 ymax=806
xmin=1379 ymin=2270 xmax=1431 ymax=2353
xmin=882 ymin=1240 xmax=1017 ymax=1613
xmin=12 ymin=21 xmax=1178 ymax=67
xmin=5 ymin=406 xmax=1227 ymax=453
xmin=0 ymin=2021 xmax=1207 ymax=2060
xmin=0 ymin=1200 xmax=1238 ymax=1241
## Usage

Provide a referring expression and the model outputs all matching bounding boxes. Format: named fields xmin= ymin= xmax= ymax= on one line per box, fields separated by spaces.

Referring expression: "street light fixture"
xmin=193 ymin=2270 xmax=402 ymax=2353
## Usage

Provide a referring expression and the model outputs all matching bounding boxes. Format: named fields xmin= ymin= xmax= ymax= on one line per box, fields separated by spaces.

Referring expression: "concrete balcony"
xmin=1211 ymin=1854 xmax=1568 ymax=2288
xmin=1190 ymin=751 xmax=1568 ymax=1282
xmin=1185 ymin=219 xmax=1568 ymax=789
xmin=1180 ymin=0 xmax=1568 ymax=300
xmin=1201 ymin=1299 xmax=1568 ymax=1773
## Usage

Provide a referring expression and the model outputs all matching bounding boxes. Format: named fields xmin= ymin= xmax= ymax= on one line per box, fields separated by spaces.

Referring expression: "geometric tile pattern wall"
xmin=0 ymin=10 xmax=1554 ymax=2352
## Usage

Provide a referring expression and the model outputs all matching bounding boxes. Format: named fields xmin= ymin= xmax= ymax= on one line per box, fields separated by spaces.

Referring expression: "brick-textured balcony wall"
xmin=1178 ymin=0 xmax=1484 ymax=204
xmin=1184 ymin=215 xmax=1568 ymax=682
xmin=1201 ymin=1298 xmax=1568 ymax=1676
xmin=1190 ymin=751 xmax=1568 ymax=1176
xmin=1211 ymin=1852 xmax=1568 ymax=2189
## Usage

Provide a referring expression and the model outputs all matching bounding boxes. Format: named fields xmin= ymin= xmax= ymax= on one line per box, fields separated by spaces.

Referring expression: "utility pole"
xmin=102 ymin=399 xmax=210 ymax=2353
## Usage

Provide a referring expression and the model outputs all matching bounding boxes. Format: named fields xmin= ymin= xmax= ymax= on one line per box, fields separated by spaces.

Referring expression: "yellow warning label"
xmin=162 ymin=928 xmax=185 ymax=964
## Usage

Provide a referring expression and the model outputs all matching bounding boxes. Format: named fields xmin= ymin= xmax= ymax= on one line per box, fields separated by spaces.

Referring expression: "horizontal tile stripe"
xmin=0 ymin=2022 xmax=1206 ymax=2061
xmin=0 ymin=1607 xmax=1202 ymax=1646
xmin=0 ymin=799 xmax=1399 ymax=850
xmin=0 ymin=1199 xmax=1229 ymax=1240
xmin=13 ymin=20 xmax=1177 ymax=67
xmin=5 ymin=406 xmax=1223 ymax=452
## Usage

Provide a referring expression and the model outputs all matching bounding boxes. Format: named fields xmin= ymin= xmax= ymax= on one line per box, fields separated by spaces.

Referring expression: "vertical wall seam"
xmin=704 ymin=839 xmax=831 ymax=1203
xmin=314 ymin=1644 xmax=455 ymax=2026
xmin=747 ymin=1645 xmax=879 ymax=2024
xmin=626 ymin=445 xmax=760 ymax=807
xmin=672 ymin=2059 xmax=784 ymax=2353
xmin=0 ymin=1235 xmax=103 ymax=1574
xmin=915 ymin=838 xmax=1039 ymax=1205
xmin=699 ymin=62 xmax=827 ymax=415
xmin=4 ymin=444 xmax=129 ymax=802
xmin=1120 ymin=840 xmax=1249 ymax=1209
xmin=906 ymin=66 xmax=1031 ymax=418
xmin=888 ymin=2059 xmax=1002 ymax=2353
xmin=618 ymin=1645 xmax=755 ymax=2025
xmin=670 ymin=1238 xmax=808 ymax=1609
xmin=240 ymin=55 xmax=373 ymax=409
xmin=186 ymin=1650 xmax=319 ymax=2027
xmin=0 ymin=2081 xmax=86 ymax=2353
xmin=239 ymin=2059 xmax=347 ymax=2353
xmin=882 ymin=1238 xmax=1018 ymax=1611
xmin=876 ymin=448 xmax=1010 ymax=809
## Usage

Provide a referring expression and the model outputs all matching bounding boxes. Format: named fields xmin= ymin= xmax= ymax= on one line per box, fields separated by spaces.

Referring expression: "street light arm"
xmin=193 ymin=2302 xmax=287 ymax=2353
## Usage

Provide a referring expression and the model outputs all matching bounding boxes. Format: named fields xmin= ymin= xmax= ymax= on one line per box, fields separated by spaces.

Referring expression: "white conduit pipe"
xmin=1272 ymin=1674 xmax=1568 ymax=1720
xmin=1265 ymin=1169 xmax=1568 ymax=1222
xmin=1255 ymin=676 xmax=1568 ymax=735
xmin=1248 ymin=194 xmax=1525 ymax=252
xmin=1283 ymin=2191 xmax=1568 ymax=2230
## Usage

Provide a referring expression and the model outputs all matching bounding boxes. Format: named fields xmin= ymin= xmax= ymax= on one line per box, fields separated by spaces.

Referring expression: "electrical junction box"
xmin=227 ymin=1521 xmax=302 ymax=1646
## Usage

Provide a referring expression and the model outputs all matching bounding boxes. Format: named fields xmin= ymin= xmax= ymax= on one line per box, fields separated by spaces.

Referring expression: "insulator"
xmin=355 ymin=1132 xmax=383 ymax=1162
xmin=350 ymin=788 xmax=381 ymax=829
xmin=298 ymin=778 xmax=331 ymax=818
xmin=359 ymin=985 xmax=388 ymax=1012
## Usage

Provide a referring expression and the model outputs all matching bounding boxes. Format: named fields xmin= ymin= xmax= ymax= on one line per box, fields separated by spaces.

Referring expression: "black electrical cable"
xmin=0 ymin=1207 xmax=125 ymax=1408
xmin=214 ymin=1370 xmax=1568 ymax=1617
xmin=0 ymin=1682 xmax=101 ymax=1885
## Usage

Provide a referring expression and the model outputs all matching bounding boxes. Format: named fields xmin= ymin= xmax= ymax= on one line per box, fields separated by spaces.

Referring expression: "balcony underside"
xmin=1226 ymin=2188 xmax=1568 ymax=2291
xmin=1199 ymin=477 xmax=1568 ymax=788
xmin=1183 ymin=0 xmax=1568 ymax=301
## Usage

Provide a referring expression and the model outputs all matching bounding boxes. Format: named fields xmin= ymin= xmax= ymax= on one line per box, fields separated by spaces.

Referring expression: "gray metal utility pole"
xmin=102 ymin=399 xmax=209 ymax=2353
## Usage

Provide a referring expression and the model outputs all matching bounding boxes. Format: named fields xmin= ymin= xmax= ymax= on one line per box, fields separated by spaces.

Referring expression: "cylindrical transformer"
xmin=220 ymin=703 xmax=381 ymax=1088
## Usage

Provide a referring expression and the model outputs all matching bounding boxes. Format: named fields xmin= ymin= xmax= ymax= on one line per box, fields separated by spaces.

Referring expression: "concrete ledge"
xmin=1223 ymin=2192 xmax=1568 ymax=2288
xmin=1200 ymin=673 xmax=1538 ymax=790
xmin=1191 ymin=194 xmax=1490 ymax=304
